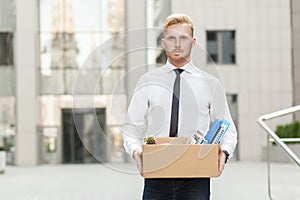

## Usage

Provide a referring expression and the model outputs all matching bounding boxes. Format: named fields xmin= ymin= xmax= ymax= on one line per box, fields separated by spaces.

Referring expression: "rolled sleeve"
xmin=210 ymin=80 xmax=238 ymax=157
xmin=122 ymin=76 xmax=148 ymax=157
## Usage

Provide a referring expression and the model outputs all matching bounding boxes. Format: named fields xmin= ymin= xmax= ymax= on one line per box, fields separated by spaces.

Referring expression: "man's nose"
xmin=175 ymin=38 xmax=181 ymax=47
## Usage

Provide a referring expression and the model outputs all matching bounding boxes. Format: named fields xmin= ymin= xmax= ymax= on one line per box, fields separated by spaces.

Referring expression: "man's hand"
xmin=133 ymin=149 xmax=143 ymax=175
xmin=218 ymin=146 xmax=226 ymax=176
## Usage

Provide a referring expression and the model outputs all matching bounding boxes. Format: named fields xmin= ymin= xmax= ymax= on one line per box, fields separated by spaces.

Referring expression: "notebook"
xmin=200 ymin=119 xmax=230 ymax=144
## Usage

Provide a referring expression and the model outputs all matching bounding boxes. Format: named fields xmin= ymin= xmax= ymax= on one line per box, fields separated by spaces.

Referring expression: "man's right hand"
xmin=133 ymin=149 xmax=143 ymax=175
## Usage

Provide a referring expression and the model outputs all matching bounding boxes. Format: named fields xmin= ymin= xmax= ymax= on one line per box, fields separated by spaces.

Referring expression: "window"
xmin=38 ymin=0 xmax=127 ymax=165
xmin=146 ymin=0 xmax=171 ymax=65
xmin=206 ymin=31 xmax=235 ymax=65
xmin=0 ymin=0 xmax=16 ymax=164
xmin=39 ymin=0 xmax=126 ymax=94
xmin=0 ymin=32 xmax=14 ymax=66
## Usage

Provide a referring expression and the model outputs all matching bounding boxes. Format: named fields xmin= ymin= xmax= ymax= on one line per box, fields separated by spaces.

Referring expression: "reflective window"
xmin=0 ymin=0 xmax=15 ymax=165
xmin=0 ymin=97 xmax=15 ymax=164
xmin=0 ymin=0 xmax=16 ymax=31
xmin=207 ymin=31 xmax=236 ymax=64
xmin=0 ymin=0 xmax=15 ymax=66
xmin=39 ymin=0 xmax=125 ymax=94
xmin=0 ymin=67 xmax=15 ymax=96
xmin=146 ymin=0 xmax=170 ymax=65
xmin=39 ymin=0 xmax=127 ymax=165
xmin=0 ymin=32 xmax=13 ymax=66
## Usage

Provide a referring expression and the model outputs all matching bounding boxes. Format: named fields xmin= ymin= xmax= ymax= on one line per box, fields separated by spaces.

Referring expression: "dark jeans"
xmin=143 ymin=178 xmax=210 ymax=200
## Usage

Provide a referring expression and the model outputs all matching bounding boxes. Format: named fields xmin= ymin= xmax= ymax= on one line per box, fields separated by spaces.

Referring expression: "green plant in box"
xmin=146 ymin=136 xmax=156 ymax=144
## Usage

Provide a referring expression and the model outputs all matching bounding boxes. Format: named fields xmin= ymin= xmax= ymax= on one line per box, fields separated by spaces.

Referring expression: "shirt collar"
xmin=165 ymin=60 xmax=195 ymax=74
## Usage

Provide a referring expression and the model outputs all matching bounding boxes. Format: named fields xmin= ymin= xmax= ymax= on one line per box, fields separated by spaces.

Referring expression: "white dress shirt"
xmin=123 ymin=61 xmax=237 ymax=157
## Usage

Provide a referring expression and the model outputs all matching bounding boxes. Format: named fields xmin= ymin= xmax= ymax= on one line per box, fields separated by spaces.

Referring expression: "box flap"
xmin=143 ymin=137 xmax=189 ymax=144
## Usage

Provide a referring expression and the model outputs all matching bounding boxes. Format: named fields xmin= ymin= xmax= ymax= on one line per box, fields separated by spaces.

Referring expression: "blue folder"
xmin=201 ymin=119 xmax=230 ymax=144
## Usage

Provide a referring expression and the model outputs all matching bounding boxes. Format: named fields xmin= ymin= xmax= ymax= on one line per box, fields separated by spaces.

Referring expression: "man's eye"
xmin=180 ymin=36 xmax=188 ymax=40
xmin=167 ymin=36 xmax=176 ymax=40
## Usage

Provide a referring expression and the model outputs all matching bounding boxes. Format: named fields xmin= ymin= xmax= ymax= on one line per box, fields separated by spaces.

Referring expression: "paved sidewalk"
xmin=211 ymin=161 xmax=300 ymax=200
xmin=0 ymin=161 xmax=299 ymax=200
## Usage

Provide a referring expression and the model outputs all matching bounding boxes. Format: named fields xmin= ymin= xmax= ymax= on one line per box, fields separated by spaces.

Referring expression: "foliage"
xmin=146 ymin=136 xmax=156 ymax=144
xmin=275 ymin=121 xmax=300 ymax=143
xmin=0 ymin=146 xmax=4 ymax=151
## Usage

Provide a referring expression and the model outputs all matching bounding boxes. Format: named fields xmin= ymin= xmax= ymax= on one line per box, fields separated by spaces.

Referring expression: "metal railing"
xmin=257 ymin=105 xmax=300 ymax=200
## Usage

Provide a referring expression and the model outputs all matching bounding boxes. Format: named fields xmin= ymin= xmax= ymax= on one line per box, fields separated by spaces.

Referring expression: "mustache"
xmin=171 ymin=49 xmax=184 ymax=52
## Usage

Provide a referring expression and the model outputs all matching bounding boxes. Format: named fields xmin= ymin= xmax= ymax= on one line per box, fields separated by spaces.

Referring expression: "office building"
xmin=0 ymin=0 xmax=298 ymax=165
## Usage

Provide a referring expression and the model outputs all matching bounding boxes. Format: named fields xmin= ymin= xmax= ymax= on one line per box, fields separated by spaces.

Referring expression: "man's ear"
xmin=192 ymin=37 xmax=196 ymax=48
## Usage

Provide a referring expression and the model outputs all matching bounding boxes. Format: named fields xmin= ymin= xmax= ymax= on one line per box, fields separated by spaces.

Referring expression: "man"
xmin=123 ymin=13 xmax=237 ymax=199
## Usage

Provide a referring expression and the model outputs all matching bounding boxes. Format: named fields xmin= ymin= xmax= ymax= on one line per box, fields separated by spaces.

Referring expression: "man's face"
xmin=162 ymin=23 xmax=196 ymax=66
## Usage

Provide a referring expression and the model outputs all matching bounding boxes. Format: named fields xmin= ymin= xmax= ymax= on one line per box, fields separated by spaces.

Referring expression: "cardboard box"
xmin=142 ymin=137 xmax=219 ymax=178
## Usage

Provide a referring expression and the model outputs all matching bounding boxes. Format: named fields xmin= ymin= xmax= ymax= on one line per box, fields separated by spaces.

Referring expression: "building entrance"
xmin=61 ymin=108 xmax=107 ymax=163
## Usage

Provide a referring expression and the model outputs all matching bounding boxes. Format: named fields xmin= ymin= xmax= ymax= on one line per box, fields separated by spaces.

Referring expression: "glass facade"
xmin=38 ymin=0 xmax=126 ymax=163
xmin=39 ymin=0 xmax=125 ymax=95
xmin=0 ymin=0 xmax=16 ymax=164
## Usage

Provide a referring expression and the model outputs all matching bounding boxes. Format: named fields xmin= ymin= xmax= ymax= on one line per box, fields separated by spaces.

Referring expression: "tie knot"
xmin=174 ymin=68 xmax=184 ymax=75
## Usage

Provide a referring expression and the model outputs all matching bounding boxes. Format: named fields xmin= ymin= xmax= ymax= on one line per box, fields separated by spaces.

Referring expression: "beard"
xmin=166 ymin=50 xmax=190 ymax=65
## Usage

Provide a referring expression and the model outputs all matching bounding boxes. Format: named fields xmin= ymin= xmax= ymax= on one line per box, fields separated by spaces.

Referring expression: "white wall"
xmin=172 ymin=0 xmax=294 ymax=160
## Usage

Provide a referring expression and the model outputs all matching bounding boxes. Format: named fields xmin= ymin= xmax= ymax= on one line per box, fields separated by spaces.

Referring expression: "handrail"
xmin=257 ymin=105 xmax=300 ymax=200
xmin=257 ymin=105 xmax=300 ymax=166
xmin=268 ymin=138 xmax=300 ymax=143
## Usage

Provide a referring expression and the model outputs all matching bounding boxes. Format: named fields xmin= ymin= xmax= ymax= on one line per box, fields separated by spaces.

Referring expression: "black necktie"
xmin=169 ymin=68 xmax=184 ymax=137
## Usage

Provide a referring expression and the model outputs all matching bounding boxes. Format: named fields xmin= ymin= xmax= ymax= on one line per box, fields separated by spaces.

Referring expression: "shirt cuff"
xmin=220 ymin=143 xmax=233 ymax=158
xmin=130 ymin=144 xmax=142 ymax=159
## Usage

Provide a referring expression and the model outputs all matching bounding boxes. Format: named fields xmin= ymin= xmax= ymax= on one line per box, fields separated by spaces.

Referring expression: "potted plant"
xmin=0 ymin=146 xmax=5 ymax=173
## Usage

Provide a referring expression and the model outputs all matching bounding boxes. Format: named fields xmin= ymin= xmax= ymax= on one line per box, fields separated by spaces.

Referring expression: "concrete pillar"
xmin=125 ymin=0 xmax=147 ymax=98
xmin=15 ymin=0 xmax=38 ymax=165
xmin=292 ymin=0 xmax=300 ymax=120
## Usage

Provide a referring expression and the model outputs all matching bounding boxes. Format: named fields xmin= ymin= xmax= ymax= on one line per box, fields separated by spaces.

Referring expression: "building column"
xmin=15 ymin=0 xmax=38 ymax=165
xmin=125 ymin=0 xmax=147 ymax=97
xmin=292 ymin=0 xmax=300 ymax=120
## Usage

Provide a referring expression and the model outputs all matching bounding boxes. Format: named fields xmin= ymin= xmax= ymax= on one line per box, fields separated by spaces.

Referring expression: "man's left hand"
xmin=218 ymin=146 xmax=226 ymax=176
